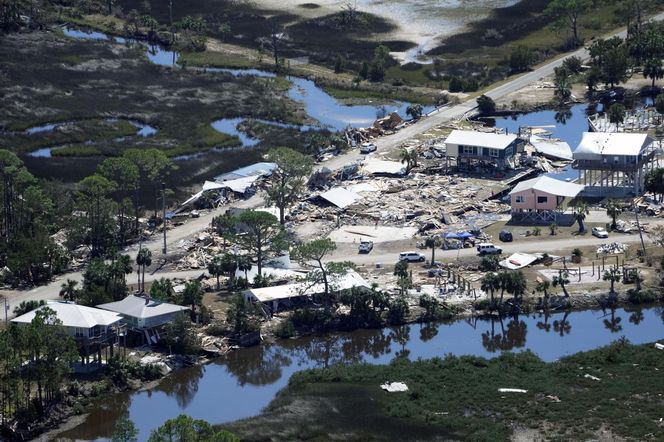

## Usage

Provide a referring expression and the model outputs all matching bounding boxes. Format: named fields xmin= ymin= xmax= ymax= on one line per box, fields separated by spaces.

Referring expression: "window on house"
xmin=515 ymin=195 xmax=525 ymax=203
xmin=537 ymin=196 xmax=548 ymax=204
xmin=489 ymin=148 xmax=499 ymax=158
xmin=462 ymin=145 xmax=474 ymax=154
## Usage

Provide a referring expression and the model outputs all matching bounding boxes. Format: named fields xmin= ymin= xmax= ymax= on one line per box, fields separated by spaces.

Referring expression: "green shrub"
xmin=627 ymin=288 xmax=659 ymax=304
xmin=274 ymin=319 xmax=296 ymax=338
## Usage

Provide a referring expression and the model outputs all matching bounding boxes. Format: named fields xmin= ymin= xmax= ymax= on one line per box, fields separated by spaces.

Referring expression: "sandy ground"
xmin=328 ymin=225 xmax=418 ymax=243
xmin=256 ymin=0 xmax=521 ymax=62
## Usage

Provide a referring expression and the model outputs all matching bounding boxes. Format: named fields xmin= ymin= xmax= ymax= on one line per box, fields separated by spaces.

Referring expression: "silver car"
xmin=592 ymin=227 xmax=609 ymax=238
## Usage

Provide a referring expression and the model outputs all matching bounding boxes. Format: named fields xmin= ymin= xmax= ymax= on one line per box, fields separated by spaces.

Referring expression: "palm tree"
xmin=394 ymin=260 xmax=410 ymax=296
xmin=59 ymin=279 xmax=79 ymax=302
xmin=643 ymin=57 xmax=664 ymax=89
xmin=480 ymin=272 xmax=500 ymax=305
xmin=552 ymin=269 xmax=570 ymax=297
xmin=220 ymin=253 xmax=238 ymax=288
xmin=399 ymin=148 xmax=418 ymax=175
xmin=535 ymin=280 xmax=551 ymax=307
xmin=497 ymin=271 xmax=512 ymax=305
xmin=573 ymin=200 xmax=589 ymax=232
xmin=237 ymin=255 xmax=252 ymax=281
xmin=605 ymin=199 xmax=621 ymax=230
xmin=182 ymin=280 xmax=203 ymax=321
xmin=508 ymin=271 xmax=527 ymax=305
xmin=207 ymin=256 xmax=224 ymax=290
xmin=136 ymin=248 xmax=152 ymax=293
xmin=603 ymin=266 xmax=621 ymax=294
xmin=424 ymin=235 xmax=442 ymax=268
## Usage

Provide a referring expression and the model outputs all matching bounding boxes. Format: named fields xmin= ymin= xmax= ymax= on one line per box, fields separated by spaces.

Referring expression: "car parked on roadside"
xmin=477 ymin=243 xmax=502 ymax=255
xmin=398 ymin=251 xmax=426 ymax=262
xmin=358 ymin=240 xmax=374 ymax=254
xmin=499 ymin=230 xmax=513 ymax=242
xmin=592 ymin=227 xmax=609 ymax=238
xmin=360 ymin=142 xmax=377 ymax=154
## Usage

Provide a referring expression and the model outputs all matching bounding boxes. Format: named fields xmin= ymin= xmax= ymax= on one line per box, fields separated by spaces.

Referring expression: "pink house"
xmin=509 ymin=176 xmax=584 ymax=222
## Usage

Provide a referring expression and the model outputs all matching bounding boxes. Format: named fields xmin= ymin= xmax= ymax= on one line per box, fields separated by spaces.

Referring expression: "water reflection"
xmin=225 ymin=344 xmax=292 ymax=386
xmin=155 ymin=364 xmax=204 ymax=408
xmin=61 ymin=306 xmax=664 ymax=441
xmin=481 ymin=315 xmax=527 ymax=353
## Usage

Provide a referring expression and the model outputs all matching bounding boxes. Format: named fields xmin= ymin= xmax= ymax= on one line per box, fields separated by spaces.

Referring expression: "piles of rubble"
xmin=597 ymin=242 xmax=628 ymax=255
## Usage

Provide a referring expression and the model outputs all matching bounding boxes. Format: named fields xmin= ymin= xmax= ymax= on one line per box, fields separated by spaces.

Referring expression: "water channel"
xmin=61 ymin=26 xmax=432 ymax=139
xmin=60 ymin=305 xmax=664 ymax=441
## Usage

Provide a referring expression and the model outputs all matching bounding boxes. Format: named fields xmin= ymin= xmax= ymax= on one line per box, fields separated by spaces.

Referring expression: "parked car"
xmin=360 ymin=142 xmax=377 ymax=154
xmin=358 ymin=240 xmax=374 ymax=254
xmin=399 ymin=251 xmax=426 ymax=262
xmin=592 ymin=227 xmax=609 ymax=238
xmin=191 ymin=210 xmax=200 ymax=218
xmin=477 ymin=243 xmax=502 ymax=255
xmin=498 ymin=230 xmax=513 ymax=242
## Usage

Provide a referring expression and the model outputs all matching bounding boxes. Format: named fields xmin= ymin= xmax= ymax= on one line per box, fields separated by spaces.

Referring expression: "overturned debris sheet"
xmin=319 ymin=187 xmax=362 ymax=209
xmin=362 ymin=159 xmax=406 ymax=176
xmin=381 ymin=382 xmax=409 ymax=392
xmin=499 ymin=253 xmax=541 ymax=270
xmin=530 ymin=135 xmax=573 ymax=161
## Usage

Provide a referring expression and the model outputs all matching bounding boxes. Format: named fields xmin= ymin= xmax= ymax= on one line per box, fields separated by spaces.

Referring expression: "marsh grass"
xmin=241 ymin=341 xmax=664 ymax=440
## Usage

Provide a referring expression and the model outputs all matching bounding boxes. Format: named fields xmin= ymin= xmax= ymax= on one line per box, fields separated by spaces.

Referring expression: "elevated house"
xmin=243 ymin=270 xmax=370 ymax=313
xmin=11 ymin=301 xmax=125 ymax=365
xmin=509 ymin=175 xmax=584 ymax=222
xmin=444 ymin=130 xmax=523 ymax=170
xmin=97 ymin=295 xmax=189 ymax=345
xmin=573 ymin=132 xmax=660 ymax=196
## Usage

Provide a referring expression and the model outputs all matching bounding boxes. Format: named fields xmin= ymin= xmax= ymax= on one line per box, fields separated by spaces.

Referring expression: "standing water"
xmin=59 ymin=305 xmax=664 ymax=441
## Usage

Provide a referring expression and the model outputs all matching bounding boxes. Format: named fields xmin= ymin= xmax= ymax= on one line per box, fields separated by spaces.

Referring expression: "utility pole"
xmin=162 ymin=182 xmax=167 ymax=255
xmin=3 ymin=297 xmax=8 ymax=322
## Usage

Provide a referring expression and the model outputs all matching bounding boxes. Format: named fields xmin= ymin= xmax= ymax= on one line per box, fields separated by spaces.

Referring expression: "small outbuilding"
xmin=509 ymin=175 xmax=584 ymax=221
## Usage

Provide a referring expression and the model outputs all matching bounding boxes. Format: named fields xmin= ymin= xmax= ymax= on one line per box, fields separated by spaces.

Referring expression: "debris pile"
xmin=596 ymin=242 xmax=628 ymax=255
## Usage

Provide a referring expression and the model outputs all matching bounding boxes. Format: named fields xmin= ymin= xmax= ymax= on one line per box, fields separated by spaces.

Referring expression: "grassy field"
xmin=227 ymin=340 xmax=664 ymax=441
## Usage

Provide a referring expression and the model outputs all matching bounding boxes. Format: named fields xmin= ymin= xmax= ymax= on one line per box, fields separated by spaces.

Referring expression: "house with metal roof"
xmin=12 ymin=301 xmax=126 ymax=365
xmin=97 ymin=295 xmax=189 ymax=344
xmin=572 ymin=132 xmax=661 ymax=196
xmin=509 ymin=176 xmax=584 ymax=222
xmin=12 ymin=301 xmax=123 ymax=340
xmin=444 ymin=130 xmax=523 ymax=169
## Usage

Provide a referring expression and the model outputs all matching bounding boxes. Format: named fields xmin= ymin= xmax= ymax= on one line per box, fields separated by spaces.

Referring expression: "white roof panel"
xmin=12 ymin=301 xmax=122 ymax=329
xmin=446 ymin=130 xmax=517 ymax=150
xmin=245 ymin=270 xmax=369 ymax=303
xmin=530 ymin=136 xmax=573 ymax=161
xmin=319 ymin=187 xmax=361 ymax=209
xmin=362 ymin=159 xmax=406 ymax=176
xmin=574 ymin=132 xmax=652 ymax=159
xmin=510 ymin=175 xmax=584 ymax=198
xmin=98 ymin=295 xmax=189 ymax=319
